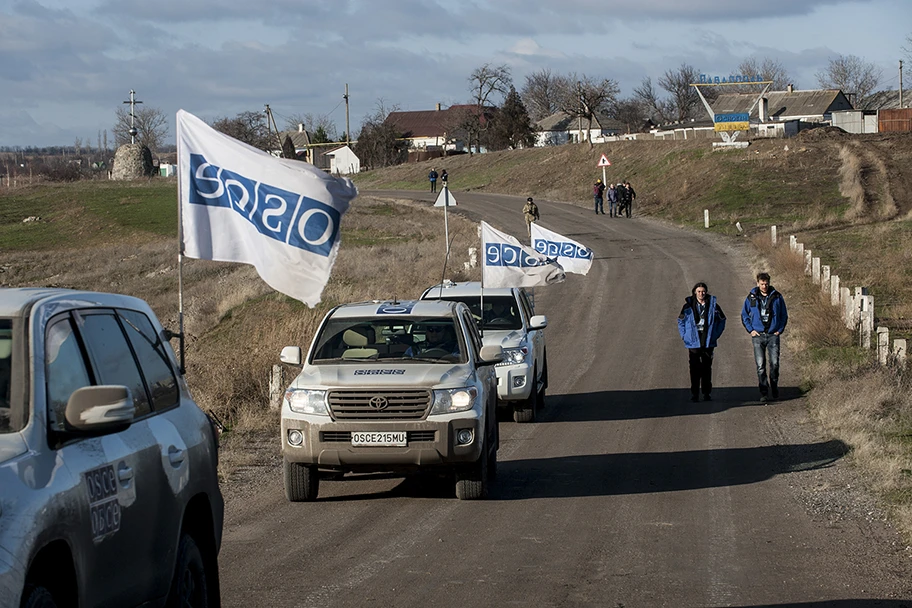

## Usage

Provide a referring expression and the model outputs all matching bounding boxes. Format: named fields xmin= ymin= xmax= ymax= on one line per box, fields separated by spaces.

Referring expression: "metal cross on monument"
xmin=122 ymin=89 xmax=143 ymax=144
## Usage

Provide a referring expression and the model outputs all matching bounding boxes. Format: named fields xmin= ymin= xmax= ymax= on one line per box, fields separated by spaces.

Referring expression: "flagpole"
xmin=176 ymin=114 xmax=186 ymax=375
xmin=479 ymin=221 xmax=484 ymax=337
xmin=443 ymin=184 xmax=450 ymax=258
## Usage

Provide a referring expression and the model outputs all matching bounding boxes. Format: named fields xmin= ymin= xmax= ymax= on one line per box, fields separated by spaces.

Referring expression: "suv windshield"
xmin=0 ymin=319 xmax=15 ymax=433
xmin=312 ymin=316 xmax=466 ymax=363
xmin=430 ymin=296 xmax=522 ymax=330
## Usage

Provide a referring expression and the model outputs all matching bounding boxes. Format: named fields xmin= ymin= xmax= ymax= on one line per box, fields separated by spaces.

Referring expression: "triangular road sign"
xmin=597 ymin=154 xmax=611 ymax=167
xmin=434 ymin=186 xmax=457 ymax=207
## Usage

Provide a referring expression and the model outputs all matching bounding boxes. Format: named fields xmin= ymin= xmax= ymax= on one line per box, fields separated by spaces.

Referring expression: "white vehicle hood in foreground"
xmin=479 ymin=329 xmax=525 ymax=350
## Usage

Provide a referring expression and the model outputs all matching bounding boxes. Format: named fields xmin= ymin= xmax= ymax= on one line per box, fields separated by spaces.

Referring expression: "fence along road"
xmin=217 ymin=190 xmax=912 ymax=607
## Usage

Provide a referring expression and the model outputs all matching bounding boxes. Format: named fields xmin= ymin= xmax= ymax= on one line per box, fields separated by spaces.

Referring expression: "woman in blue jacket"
xmin=678 ymin=282 xmax=726 ymax=402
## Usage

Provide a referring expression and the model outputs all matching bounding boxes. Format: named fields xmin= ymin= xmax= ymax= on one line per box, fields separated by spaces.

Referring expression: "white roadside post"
xmin=804 ymin=250 xmax=812 ymax=276
xmin=796 ymin=242 xmax=804 ymax=256
xmin=704 ymin=209 xmax=710 ymax=228
xmin=812 ymin=257 xmax=821 ymax=284
xmin=860 ymin=294 xmax=874 ymax=349
xmin=830 ymin=274 xmax=840 ymax=306
xmin=841 ymin=287 xmax=852 ymax=328
xmin=789 ymin=235 xmax=797 ymax=251
xmin=270 ymin=365 xmax=285 ymax=410
xmin=877 ymin=327 xmax=890 ymax=365
xmin=771 ymin=225 xmax=777 ymax=246
xmin=820 ymin=265 xmax=830 ymax=294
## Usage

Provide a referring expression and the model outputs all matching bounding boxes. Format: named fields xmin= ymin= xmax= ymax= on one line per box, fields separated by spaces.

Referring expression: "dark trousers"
xmin=688 ymin=347 xmax=714 ymax=397
xmin=594 ymin=196 xmax=604 ymax=214
xmin=430 ymin=180 xmax=437 ymax=193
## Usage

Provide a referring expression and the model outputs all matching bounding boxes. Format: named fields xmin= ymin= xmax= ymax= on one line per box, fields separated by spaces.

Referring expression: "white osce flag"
xmin=481 ymin=221 xmax=565 ymax=288
xmin=177 ymin=110 xmax=358 ymax=307
xmin=530 ymin=223 xmax=594 ymax=276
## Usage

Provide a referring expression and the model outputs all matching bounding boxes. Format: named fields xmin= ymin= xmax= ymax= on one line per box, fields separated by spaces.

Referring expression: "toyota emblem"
xmin=369 ymin=395 xmax=389 ymax=410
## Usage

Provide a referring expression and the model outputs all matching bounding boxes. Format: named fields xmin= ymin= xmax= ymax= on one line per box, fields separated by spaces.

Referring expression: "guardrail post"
xmin=859 ymin=295 xmax=874 ymax=349
xmin=877 ymin=327 xmax=890 ymax=364
xmin=820 ymin=265 xmax=830 ymax=293
xmin=771 ymin=225 xmax=777 ymax=246
xmin=269 ymin=364 xmax=285 ymax=410
xmin=830 ymin=274 xmax=840 ymax=306
xmin=812 ymin=257 xmax=821 ymax=284
xmin=704 ymin=209 xmax=710 ymax=228
xmin=804 ymin=250 xmax=813 ymax=276
xmin=841 ymin=287 xmax=852 ymax=328
xmin=796 ymin=242 xmax=804 ymax=256
xmin=893 ymin=339 xmax=907 ymax=366
xmin=789 ymin=235 xmax=797 ymax=251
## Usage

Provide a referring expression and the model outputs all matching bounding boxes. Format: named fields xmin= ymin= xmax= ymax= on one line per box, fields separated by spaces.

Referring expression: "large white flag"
xmin=530 ymin=223 xmax=594 ymax=276
xmin=177 ymin=110 xmax=357 ymax=306
xmin=481 ymin=221 xmax=565 ymax=288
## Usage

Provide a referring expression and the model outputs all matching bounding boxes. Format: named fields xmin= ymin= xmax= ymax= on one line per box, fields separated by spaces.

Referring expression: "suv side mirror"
xmin=65 ymin=386 xmax=134 ymax=434
xmin=478 ymin=345 xmax=504 ymax=366
xmin=280 ymin=346 xmax=302 ymax=366
xmin=529 ymin=315 xmax=548 ymax=330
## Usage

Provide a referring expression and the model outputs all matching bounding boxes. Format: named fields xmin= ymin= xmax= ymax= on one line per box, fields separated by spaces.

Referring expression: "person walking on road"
xmin=623 ymin=180 xmax=636 ymax=218
xmin=678 ymin=282 xmax=726 ymax=402
xmin=441 ymin=169 xmax=448 ymax=187
xmin=523 ymin=197 xmax=540 ymax=236
xmin=593 ymin=179 xmax=605 ymax=214
xmin=616 ymin=182 xmax=628 ymax=217
xmin=607 ymin=183 xmax=618 ymax=217
xmin=741 ymin=272 xmax=788 ymax=402
xmin=428 ymin=168 xmax=439 ymax=193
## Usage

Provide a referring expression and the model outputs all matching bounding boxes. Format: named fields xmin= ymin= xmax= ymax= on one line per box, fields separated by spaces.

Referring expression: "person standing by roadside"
xmin=523 ymin=197 xmax=540 ymax=236
xmin=441 ymin=169 xmax=448 ymax=187
xmin=593 ymin=178 xmax=605 ymax=214
xmin=428 ymin=168 xmax=439 ymax=193
xmin=607 ymin=183 xmax=618 ymax=217
xmin=741 ymin=272 xmax=788 ymax=402
xmin=678 ymin=282 xmax=726 ymax=402
xmin=624 ymin=180 xmax=636 ymax=218
xmin=616 ymin=181 xmax=628 ymax=217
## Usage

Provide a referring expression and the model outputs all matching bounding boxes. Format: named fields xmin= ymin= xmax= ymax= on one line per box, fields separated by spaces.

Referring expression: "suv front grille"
xmin=328 ymin=389 xmax=431 ymax=420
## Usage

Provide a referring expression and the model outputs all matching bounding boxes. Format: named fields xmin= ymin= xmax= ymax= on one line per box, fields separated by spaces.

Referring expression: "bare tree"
xmin=353 ymin=99 xmax=407 ymax=170
xmin=658 ymin=63 xmax=705 ymax=122
xmin=466 ymin=63 xmax=512 ymax=153
xmin=633 ymin=77 xmax=673 ymax=123
xmin=609 ymin=98 xmax=650 ymax=134
xmin=211 ymin=111 xmax=274 ymax=151
xmin=520 ymin=68 xmax=563 ymax=122
xmin=816 ymin=54 xmax=883 ymax=102
xmin=284 ymin=112 xmax=338 ymax=141
xmin=731 ymin=57 xmax=794 ymax=92
xmin=553 ymin=73 xmax=620 ymax=148
xmin=113 ymin=106 xmax=168 ymax=151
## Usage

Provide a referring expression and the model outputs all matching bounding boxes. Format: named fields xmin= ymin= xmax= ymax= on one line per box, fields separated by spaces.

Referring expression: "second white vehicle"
xmin=421 ymin=281 xmax=548 ymax=423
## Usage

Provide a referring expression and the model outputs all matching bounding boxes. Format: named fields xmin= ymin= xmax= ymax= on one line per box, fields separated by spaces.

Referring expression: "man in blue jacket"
xmin=678 ymin=282 xmax=726 ymax=402
xmin=741 ymin=272 xmax=788 ymax=402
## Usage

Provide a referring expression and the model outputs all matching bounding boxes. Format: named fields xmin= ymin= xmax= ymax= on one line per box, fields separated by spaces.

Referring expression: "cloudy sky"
xmin=1 ymin=0 xmax=909 ymax=148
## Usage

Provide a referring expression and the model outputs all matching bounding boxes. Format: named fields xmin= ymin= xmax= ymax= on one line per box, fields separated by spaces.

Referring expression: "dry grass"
xmin=754 ymin=234 xmax=912 ymax=541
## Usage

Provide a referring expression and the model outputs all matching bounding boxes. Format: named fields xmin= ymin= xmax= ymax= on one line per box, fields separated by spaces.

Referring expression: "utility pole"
xmin=900 ymin=60 xmax=904 ymax=109
xmin=344 ymin=83 xmax=351 ymax=147
xmin=264 ymin=104 xmax=283 ymax=153
xmin=577 ymin=81 xmax=583 ymax=144
xmin=122 ymin=89 xmax=143 ymax=144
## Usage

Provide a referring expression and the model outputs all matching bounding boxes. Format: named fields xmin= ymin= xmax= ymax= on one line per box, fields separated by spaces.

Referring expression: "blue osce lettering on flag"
xmin=529 ymin=223 xmax=594 ymax=276
xmin=532 ymin=238 xmax=593 ymax=261
xmin=485 ymin=242 xmax=554 ymax=268
xmin=189 ymin=153 xmax=340 ymax=258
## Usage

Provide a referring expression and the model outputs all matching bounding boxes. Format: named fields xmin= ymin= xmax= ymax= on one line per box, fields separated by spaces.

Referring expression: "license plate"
xmin=351 ymin=431 xmax=407 ymax=447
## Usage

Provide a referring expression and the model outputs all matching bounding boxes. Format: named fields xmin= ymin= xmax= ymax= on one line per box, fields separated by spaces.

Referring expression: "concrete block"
xmin=812 ymin=257 xmax=821 ymax=284
xmin=877 ymin=326 xmax=890 ymax=365
xmin=771 ymin=225 xmax=777 ymax=246
xmin=789 ymin=235 xmax=797 ymax=251
xmin=830 ymin=275 xmax=840 ymax=306
xmin=820 ymin=265 xmax=830 ymax=293
xmin=805 ymin=251 xmax=812 ymax=275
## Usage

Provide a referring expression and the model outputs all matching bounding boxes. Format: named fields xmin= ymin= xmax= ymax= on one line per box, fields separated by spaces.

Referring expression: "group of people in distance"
xmin=677 ymin=273 xmax=788 ymax=404
xmin=428 ymin=168 xmax=448 ymax=193
xmin=593 ymin=178 xmax=636 ymax=218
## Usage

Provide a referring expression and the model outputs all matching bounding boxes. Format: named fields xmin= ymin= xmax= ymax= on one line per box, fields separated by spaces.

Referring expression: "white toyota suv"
xmin=279 ymin=299 xmax=503 ymax=501
xmin=0 ymin=288 xmax=223 ymax=608
xmin=421 ymin=281 xmax=548 ymax=423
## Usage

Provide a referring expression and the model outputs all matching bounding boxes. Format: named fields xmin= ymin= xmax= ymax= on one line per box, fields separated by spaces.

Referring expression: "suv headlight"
xmin=497 ymin=346 xmax=528 ymax=367
xmin=285 ymin=389 xmax=329 ymax=416
xmin=430 ymin=387 xmax=478 ymax=414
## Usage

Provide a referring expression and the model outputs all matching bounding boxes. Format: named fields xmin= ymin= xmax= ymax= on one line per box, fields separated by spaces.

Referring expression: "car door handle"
xmin=118 ymin=464 xmax=134 ymax=483
xmin=168 ymin=446 xmax=186 ymax=467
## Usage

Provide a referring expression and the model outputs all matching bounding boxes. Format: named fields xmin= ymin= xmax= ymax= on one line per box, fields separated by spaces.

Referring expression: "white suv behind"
xmin=421 ymin=281 xmax=548 ymax=423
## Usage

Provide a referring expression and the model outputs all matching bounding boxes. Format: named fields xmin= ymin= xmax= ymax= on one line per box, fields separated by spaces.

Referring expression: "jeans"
xmin=594 ymin=196 xmax=604 ymax=214
xmin=430 ymin=180 xmax=437 ymax=193
xmin=688 ymin=347 xmax=714 ymax=397
xmin=608 ymin=200 xmax=616 ymax=217
xmin=751 ymin=333 xmax=780 ymax=394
